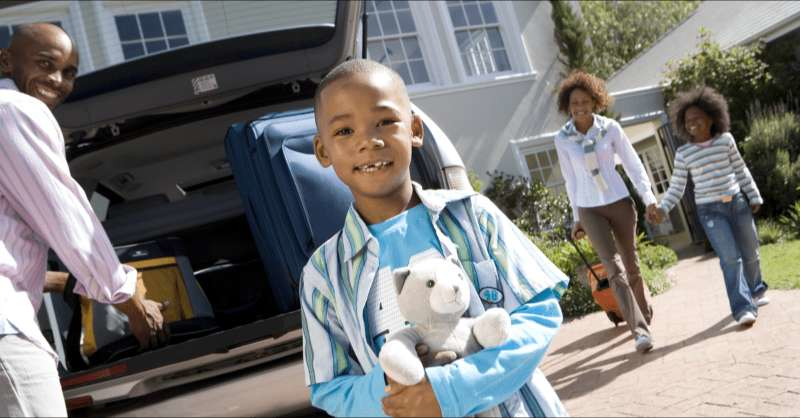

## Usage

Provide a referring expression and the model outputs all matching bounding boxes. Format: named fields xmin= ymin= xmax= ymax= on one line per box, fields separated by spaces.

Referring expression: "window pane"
xmin=379 ymin=12 xmax=398 ymax=36
xmin=549 ymin=150 xmax=559 ymax=164
xmin=167 ymin=37 xmax=189 ymax=48
xmin=367 ymin=13 xmax=381 ymax=37
xmin=480 ymin=2 xmax=498 ymax=24
xmin=455 ymin=30 xmax=470 ymax=50
xmin=121 ymin=42 xmax=145 ymax=60
xmin=162 ymin=11 xmax=186 ymax=37
xmin=402 ymin=37 xmax=422 ymax=59
xmin=145 ymin=39 xmax=167 ymax=54
xmin=487 ymin=28 xmax=504 ymax=49
xmin=392 ymin=63 xmax=411 ymax=85
xmin=139 ymin=13 xmax=163 ymax=38
xmin=0 ymin=26 xmax=10 ymax=49
xmin=375 ymin=0 xmax=392 ymax=11
xmin=396 ymin=10 xmax=415 ymax=33
xmin=393 ymin=0 xmax=410 ymax=10
xmin=367 ymin=41 xmax=386 ymax=63
xmin=537 ymin=152 xmax=549 ymax=169
xmin=385 ymin=39 xmax=404 ymax=61
xmin=461 ymin=53 xmax=475 ymax=77
xmin=526 ymin=154 xmax=540 ymax=170
xmin=115 ymin=15 xmax=141 ymax=41
xmin=464 ymin=3 xmax=482 ymax=25
xmin=493 ymin=49 xmax=511 ymax=71
xmin=448 ymin=5 xmax=467 ymax=28
xmin=409 ymin=60 xmax=429 ymax=83
xmin=366 ymin=0 xmax=376 ymax=13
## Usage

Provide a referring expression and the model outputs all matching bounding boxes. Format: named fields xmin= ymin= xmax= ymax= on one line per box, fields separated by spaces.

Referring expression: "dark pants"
xmin=579 ymin=197 xmax=652 ymax=339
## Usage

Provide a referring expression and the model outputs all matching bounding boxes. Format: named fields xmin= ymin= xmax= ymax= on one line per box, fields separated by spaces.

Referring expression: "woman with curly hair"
xmin=651 ymin=86 xmax=768 ymax=326
xmin=554 ymin=70 xmax=657 ymax=353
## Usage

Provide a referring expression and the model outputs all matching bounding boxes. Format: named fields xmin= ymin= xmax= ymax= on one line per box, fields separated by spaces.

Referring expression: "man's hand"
xmin=571 ymin=222 xmax=586 ymax=241
xmin=113 ymin=271 xmax=167 ymax=349
xmin=383 ymin=375 xmax=442 ymax=417
xmin=751 ymin=204 xmax=761 ymax=214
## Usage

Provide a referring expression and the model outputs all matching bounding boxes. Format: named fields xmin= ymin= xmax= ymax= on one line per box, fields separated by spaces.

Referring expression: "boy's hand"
xmin=383 ymin=375 xmax=442 ymax=417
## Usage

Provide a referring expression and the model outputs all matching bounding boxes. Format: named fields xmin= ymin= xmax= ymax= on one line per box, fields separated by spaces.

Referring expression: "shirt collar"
xmin=338 ymin=182 xmax=476 ymax=261
xmin=0 ymin=78 xmax=19 ymax=92
xmin=561 ymin=113 xmax=604 ymax=138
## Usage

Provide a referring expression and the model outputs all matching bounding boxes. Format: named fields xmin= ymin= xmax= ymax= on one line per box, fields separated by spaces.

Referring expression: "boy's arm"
xmin=421 ymin=196 xmax=566 ymax=416
xmin=726 ymin=134 xmax=763 ymax=206
xmin=425 ymin=290 xmax=561 ymax=417
xmin=300 ymin=262 xmax=387 ymax=417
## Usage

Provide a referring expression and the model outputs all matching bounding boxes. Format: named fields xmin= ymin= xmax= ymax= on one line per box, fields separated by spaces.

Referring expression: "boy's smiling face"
xmin=314 ymin=71 xmax=423 ymax=220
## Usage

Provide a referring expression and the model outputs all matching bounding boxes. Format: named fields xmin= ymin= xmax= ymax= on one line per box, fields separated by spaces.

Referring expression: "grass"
xmin=761 ymin=239 xmax=800 ymax=289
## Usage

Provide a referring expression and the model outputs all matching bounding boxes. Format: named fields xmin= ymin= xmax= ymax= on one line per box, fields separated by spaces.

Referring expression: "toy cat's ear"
xmin=393 ymin=267 xmax=411 ymax=295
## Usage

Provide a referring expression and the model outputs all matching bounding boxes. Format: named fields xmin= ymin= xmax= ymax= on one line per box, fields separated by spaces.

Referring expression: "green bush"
xmin=742 ymin=104 xmax=800 ymax=217
xmin=757 ymin=219 xmax=789 ymax=245
xmin=779 ymin=200 xmax=800 ymax=240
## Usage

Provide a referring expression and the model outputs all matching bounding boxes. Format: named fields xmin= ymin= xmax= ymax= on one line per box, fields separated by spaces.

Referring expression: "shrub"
xmin=662 ymin=30 xmax=774 ymax=142
xmin=779 ymin=200 xmax=800 ymax=240
xmin=742 ymin=103 xmax=800 ymax=217
xmin=757 ymin=219 xmax=788 ymax=245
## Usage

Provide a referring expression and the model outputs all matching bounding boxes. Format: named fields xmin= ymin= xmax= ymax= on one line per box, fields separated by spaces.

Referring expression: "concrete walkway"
xmin=541 ymin=247 xmax=800 ymax=417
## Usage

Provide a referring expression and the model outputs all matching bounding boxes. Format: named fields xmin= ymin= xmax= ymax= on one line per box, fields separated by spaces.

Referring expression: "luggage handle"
xmin=564 ymin=223 xmax=602 ymax=284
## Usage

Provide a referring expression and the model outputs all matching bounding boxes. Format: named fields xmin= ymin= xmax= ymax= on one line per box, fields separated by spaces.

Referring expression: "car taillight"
xmin=65 ymin=395 xmax=93 ymax=410
xmin=60 ymin=363 xmax=128 ymax=389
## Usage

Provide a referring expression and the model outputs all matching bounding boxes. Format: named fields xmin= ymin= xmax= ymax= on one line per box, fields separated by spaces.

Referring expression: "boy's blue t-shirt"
xmin=365 ymin=203 xmax=444 ymax=352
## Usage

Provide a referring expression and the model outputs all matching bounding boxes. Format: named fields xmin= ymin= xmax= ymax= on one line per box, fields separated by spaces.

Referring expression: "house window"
xmin=525 ymin=148 xmax=565 ymax=194
xmin=639 ymin=147 xmax=670 ymax=195
xmin=365 ymin=0 xmax=431 ymax=86
xmin=114 ymin=10 xmax=189 ymax=61
xmin=446 ymin=0 xmax=511 ymax=77
xmin=0 ymin=21 xmax=62 ymax=49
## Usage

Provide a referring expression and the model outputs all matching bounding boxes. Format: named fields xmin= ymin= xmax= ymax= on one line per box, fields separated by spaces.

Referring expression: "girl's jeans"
xmin=696 ymin=193 xmax=768 ymax=321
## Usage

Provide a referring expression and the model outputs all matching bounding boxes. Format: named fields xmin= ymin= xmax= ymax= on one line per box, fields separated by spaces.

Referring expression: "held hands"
xmin=646 ymin=204 xmax=666 ymax=224
xmin=383 ymin=375 xmax=443 ymax=418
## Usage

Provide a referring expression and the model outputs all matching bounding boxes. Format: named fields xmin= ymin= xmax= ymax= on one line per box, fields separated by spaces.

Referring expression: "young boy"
xmin=301 ymin=59 xmax=570 ymax=417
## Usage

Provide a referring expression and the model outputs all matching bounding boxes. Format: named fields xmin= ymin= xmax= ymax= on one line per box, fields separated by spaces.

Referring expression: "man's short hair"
xmin=313 ymin=58 xmax=407 ymax=115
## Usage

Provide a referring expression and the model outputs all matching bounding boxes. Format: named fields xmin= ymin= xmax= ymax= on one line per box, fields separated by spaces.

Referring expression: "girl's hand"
xmin=751 ymin=204 xmax=761 ymax=214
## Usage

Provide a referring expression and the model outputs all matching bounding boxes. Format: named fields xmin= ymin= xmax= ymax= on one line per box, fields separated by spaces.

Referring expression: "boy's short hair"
xmin=313 ymin=58 xmax=408 ymax=116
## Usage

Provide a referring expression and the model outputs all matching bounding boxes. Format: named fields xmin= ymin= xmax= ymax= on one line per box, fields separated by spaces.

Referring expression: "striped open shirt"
xmin=0 ymin=79 xmax=138 ymax=361
xmin=658 ymin=133 xmax=763 ymax=213
xmin=300 ymin=183 xmax=570 ymax=417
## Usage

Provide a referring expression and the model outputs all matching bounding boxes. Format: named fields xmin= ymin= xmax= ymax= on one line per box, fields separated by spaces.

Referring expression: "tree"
xmin=550 ymin=0 xmax=589 ymax=74
xmin=662 ymin=30 xmax=774 ymax=142
xmin=580 ymin=0 xmax=699 ymax=79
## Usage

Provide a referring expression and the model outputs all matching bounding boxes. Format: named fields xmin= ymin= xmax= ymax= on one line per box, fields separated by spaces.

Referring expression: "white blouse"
xmin=554 ymin=114 xmax=657 ymax=222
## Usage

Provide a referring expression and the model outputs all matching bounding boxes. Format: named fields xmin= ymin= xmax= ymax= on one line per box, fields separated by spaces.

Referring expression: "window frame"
xmin=434 ymin=0 xmax=532 ymax=84
xmin=98 ymin=1 xmax=208 ymax=66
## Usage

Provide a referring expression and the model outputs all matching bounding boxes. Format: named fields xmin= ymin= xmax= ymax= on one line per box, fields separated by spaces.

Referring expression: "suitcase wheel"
xmin=606 ymin=311 xmax=623 ymax=326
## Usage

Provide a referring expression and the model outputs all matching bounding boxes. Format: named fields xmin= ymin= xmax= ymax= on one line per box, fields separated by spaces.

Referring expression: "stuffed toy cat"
xmin=378 ymin=257 xmax=511 ymax=417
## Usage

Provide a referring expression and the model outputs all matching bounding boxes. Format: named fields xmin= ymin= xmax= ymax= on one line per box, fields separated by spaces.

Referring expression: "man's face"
xmin=313 ymin=71 xmax=423 ymax=206
xmin=0 ymin=25 xmax=78 ymax=109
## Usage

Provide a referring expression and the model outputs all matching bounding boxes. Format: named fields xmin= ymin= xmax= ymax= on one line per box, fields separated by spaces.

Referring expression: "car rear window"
xmin=0 ymin=0 xmax=337 ymax=76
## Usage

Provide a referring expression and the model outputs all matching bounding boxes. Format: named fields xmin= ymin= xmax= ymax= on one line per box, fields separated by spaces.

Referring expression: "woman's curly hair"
xmin=557 ymin=70 xmax=611 ymax=115
xmin=668 ymin=86 xmax=731 ymax=141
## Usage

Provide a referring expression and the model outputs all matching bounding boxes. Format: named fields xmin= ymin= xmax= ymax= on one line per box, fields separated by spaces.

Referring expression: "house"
xmin=0 ymin=0 xmax=569 ymax=192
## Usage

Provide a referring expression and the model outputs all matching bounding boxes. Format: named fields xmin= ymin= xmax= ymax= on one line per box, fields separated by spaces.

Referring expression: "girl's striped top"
xmin=658 ymin=133 xmax=762 ymax=212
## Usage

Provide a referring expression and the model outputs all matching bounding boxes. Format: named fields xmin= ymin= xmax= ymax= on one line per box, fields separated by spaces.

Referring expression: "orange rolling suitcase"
xmin=567 ymin=234 xmax=625 ymax=326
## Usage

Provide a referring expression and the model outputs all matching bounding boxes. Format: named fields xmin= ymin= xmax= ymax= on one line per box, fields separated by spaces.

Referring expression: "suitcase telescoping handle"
xmin=565 ymin=222 xmax=602 ymax=283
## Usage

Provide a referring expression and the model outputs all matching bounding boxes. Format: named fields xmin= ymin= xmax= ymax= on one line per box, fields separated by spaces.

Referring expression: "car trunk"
xmin=37 ymin=0 xmax=363 ymax=407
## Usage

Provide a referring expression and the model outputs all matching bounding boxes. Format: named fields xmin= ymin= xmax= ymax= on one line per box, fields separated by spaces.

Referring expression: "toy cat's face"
xmin=392 ymin=257 xmax=471 ymax=324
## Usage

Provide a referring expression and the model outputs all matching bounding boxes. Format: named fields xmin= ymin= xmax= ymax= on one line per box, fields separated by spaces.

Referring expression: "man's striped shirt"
xmin=659 ymin=133 xmax=762 ymax=212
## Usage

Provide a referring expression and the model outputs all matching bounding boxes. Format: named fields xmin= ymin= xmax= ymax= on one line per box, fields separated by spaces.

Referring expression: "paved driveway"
xmin=541 ymin=247 xmax=800 ymax=417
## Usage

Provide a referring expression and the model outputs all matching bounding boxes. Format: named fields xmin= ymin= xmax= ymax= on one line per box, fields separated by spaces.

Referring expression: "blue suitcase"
xmin=224 ymin=108 xmax=446 ymax=313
